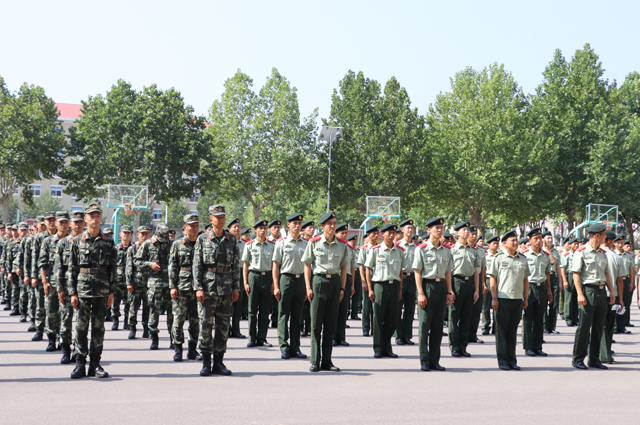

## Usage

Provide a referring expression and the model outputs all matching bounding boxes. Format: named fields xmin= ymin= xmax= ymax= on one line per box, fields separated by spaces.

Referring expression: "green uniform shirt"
xmin=489 ymin=248 xmax=531 ymax=299
xmin=301 ymin=234 xmax=348 ymax=275
xmin=242 ymin=239 xmax=275 ymax=272
xmin=560 ymin=250 xmax=574 ymax=270
xmin=115 ymin=243 xmax=131 ymax=286
xmin=272 ymin=235 xmax=308 ymax=275
xmin=450 ymin=242 xmax=482 ymax=277
xmin=523 ymin=248 xmax=551 ymax=284
xmin=365 ymin=242 xmax=405 ymax=282
xmin=396 ymin=238 xmax=417 ymax=273
xmin=168 ymin=237 xmax=196 ymax=291
xmin=347 ymin=245 xmax=357 ymax=275
xmin=412 ymin=240 xmax=453 ymax=280
xmin=549 ymin=248 xmax=561 ymax=274
xmin=54 ymin=235 xmax=74 ymax=293
xmin=126 ymin=241 xmax=148 ymax=288
xmin=570 ymin=244 xmax=608 ymax=285
xmin=236 ymin=238 xmax=246 ymax=259
xmin=485 ymin=250 xmax=498 ymax=281
xmin=66 ymin=231 xmax=117 ymax=298
xmin=475 ymin=245 xmax=486 ymax=273
xmin=134 ymin=236 xmax=173 ymax=287
xmin=617 ymin=250 xmax=633 ymax=278
xmin=193 ymin=231 xmax=241 ymax=295
xmin=603 ymin=247 xmax=623 ymax=297
xmin=356 ymin=243 xmax=372 ymax=266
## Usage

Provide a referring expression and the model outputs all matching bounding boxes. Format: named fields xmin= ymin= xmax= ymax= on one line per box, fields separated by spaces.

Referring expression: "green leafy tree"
xmin=0 ymin=197 xmax=20 ymax=223
xmin=20 ymin=192 xmax=63 ymax=219
xmin=165 ymin=199 xmax=191 ymax=230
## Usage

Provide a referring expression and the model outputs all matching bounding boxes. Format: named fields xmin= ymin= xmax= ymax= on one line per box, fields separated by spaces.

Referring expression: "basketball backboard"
xmin=586 ymin=203 xmax=618 ymax=228
xmin=366 ymin=196 xmax=401 ymax=219
xmin=107 ymin=185 xmax=149 ymax=210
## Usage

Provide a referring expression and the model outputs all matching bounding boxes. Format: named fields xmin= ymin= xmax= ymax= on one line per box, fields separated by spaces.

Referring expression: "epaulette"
xmin=522 ymin=248 xmax=530 ymax=253
xmin=347 ymin=244 xmax=355 ymax=250
xmin=396 ymin=245 xmax=405 ymax=252
xmin=302 ymin=237 xmax=309 ymax=241
xmin=310 ymin=236 xmax=322 ymax=242
xmin=246 ymin=239 xmax=255 ymax=245
xmin=151 ymin=236 xmax=157 ymax=244
xmin=394 ymin=240 xmax=402 ymax=246
xmin=371 ymin=244 xmax=381 ymax=249
xmin=599 ymin=247 xmax=606 ymax=253
xmin=577 ymin=246 xmax=586 ymax=252
xmin=68 ymin=236 xmax=73 ymax=243
xmin=182 ymin=238 xmax=186 ymax=244
xmin=444 ymin=244 xmax=453 ymax=249
xmin=278 ymin=237 xmax=286 ymax=241
xmin=267 ymin=239 xmax=275 ymax=244
xmin=542 ymin=250 xmax=550 ymax=255
xmin=359 ymin=245 xmax=366 ymax=250
xmin=418 ymin=242 xmax=428 ymax=249
xmin=470 ymin=245 xmax=477 ymax=250
xmin=336 ymin=237 xmax=347 ymax=244
xmin=564 ymin=252 xmax=570 ymax=257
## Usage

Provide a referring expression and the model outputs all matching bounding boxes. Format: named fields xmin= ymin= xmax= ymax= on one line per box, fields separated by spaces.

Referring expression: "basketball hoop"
xmin=124 ymin=203 xmax=134 ymax=215
xmin=382 ymin=213 xmax=390 ymax=224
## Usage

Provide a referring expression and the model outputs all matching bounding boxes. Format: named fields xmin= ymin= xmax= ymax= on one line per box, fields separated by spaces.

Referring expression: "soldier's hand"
xmin=196 ymin=290 xmax=205 ymax=303
xmin=31 ymin=277 xmax=37 ymax=287
xmin=170 ymin=288 xmax=178 ymax=301
xmin=522 ymin=299 xmax=528 ymax=310
xmin=274 ymin=287 xmax=281 ymax=301
xmin=71 ymin=295 xmax=79 ymax=310
xmin=107 ymin=293 xmax=113 ymax=308
xmin=16 ymin=268 xmax=22 ymax=277
xmin=23 ymin=277 xmax=29 ymax=286
xmin=244 ymin=283 xmax=250 ymax=295
xmin=446 ymin=293 xmax=454 ymax=307
xmin=127 ymin=285 xmax=134 ymax=294
xmin=578 ymin=293 xmax=587 ymax=306
xmin=417 ymin=293 xmax=427 ymax=309
xmin=151 ymin=262 xmax=161 ymax=271
xmin=361 ymin=283 xmax=367 ymax=291
xmin=351 ymin=285 xmax=355 ymax=297
xmin=7 ymin=272 xmax=12 ymax=280
xmin=0 ymin=268 xmax=5 ymax=274
xmin=368 ymin=289 xmax=375 ymax=303
xmin=231 ymin=290 xmax=239 ymax=303
xmin=473 ymin=290 xmax=479 ymax=303
xmin=547 ymin=290 xmax=552 ymax=302
xmin=43 ymin=282 xmax=50 ymax=296
xmin=482 ymin=285 xmax=489 ymax=295
xmin=339 ymin=290 xmax=344 ymax=302
xmin=619 ymin=297 xmax=624 ymax=307
xmin=58 ymin=291 xmax=65 ymax=303
xmin=563 ymin=281 xmax=569 ymax=290
xmin=492 ymin=299 xmax=499 ymax=311
xmin=609 ymin=294 xmax=615 ymax=305
xmin=306 ymin=288 xmax=313 ymax=301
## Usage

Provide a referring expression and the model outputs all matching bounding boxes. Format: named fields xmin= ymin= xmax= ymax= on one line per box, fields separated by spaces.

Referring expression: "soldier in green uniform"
xmin=358 ymin=227 xmax=379 ymax=337
xmin=240 ymin=227 xmax=251 ymax=321
xmin=126 ymin=225 xmax=152 ymax=339
xmin=599 ymin=231 xmax=624 ymax=364
xmin=135 ymin=223 xmax=174 ymax=350
xmin=168 ymin=214 xmax=203 ymax=362
xmin=21 ymin=223 xmax=37 ymax=331
xmin=54 ymin=211 xmax=85 ymax=364
xmin=111 ymin=225 xmax=132 ymax=331
xmin=227 ymin=218 xmax=247 ymax=339
xmin=489 ymin=230 xmax=530 ymax=370
xmin=267 ymin=220 xmax=282 ymax=328
xmin=242 ymin=219 xmax=275 ymax=347
xmin=302 ymin=211 xmax=348 ymax=372
xmin=347 ymin=233 xmax=361 ymax=321
xmin=0 ymin=223 xmax=6 ymax=306
xmin=273 ymin=213 xmax=309 ymax=358
xmin=3 ymin=226 xmax=21 ymax=316
xmin=449 ymin=221 xmax=480 ymax=357
xmin=482 ymin=235 xmax=500 ymax=335
xmin=522 ymin=228 xmax=552 ymax=357
xmin=561 ymin=237 xmax=579 ymax=326
xmin=467 ymin=225 xmax=485 ymax=344
xmin=570 ymin=223 xmax=615 ymax=370
xmin=13 ymin=223 xmax=30 ymax=323
xmin=614 ymin=237 xmax=634 ymax=334
xmin=67 ymin=204 xmax=116 ymax=379
xmin=542 ymin=231 xmax=561 ymax=334
xmin=395 ymin=219 xmax=417 ymax=346
xmin=193 ymin=204 xmax=241 ymax=376
xmin=31 ymin=212 xmax=57 ymax=341
xmin=300 ymin=220 xmax=315 ymax=336
xmin=333 ymin=223 xmax=355 ymax=347
xmin=623 ymin=239 xmax=636 ymax=329
xmin=413 ymin=217 xmax=453 ymax=371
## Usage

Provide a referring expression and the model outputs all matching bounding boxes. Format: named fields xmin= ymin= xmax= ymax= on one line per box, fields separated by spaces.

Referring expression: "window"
xmin=96 ymin=187 xmax=105 ymax=200
xmin=71 ymin=193 xmax=77 ymax=199
xmin=190 ymin=210 xmax=197 ymax=215
xmin=29 ymin=185 xmax=41 ymax=197
xmin=51 ymin=185 xmax=63 ymax=198
xmin=71 ymin=206 xmax=83 ymax=213
xmin=153 ymin=209 xmax=162 ymax=221
xmin=189 ymin=192 xmax=200 ymax=203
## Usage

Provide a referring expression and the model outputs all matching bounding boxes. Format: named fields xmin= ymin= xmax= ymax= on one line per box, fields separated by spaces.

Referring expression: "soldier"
xmin=542 ymin=231 xmax=561 ymax=334
xmin=3 ymin=225 xmax=20 ymax=316
xmin=449 ymin=221 xmax=480 ymax=357
xmin=21 ymin=223 xmax=37 ymax=331
xmin=348 ymin=233 xmax=362 ymax=321
xmin=300 ymin=220 xmax=315 ymax=336
xmin=0 ymin=223 xmax=7 ymax=307
xmin=135 ymin=223 xmax=174 ymax=350
xmin=31 ymin=212 xmax=57 ymax=341
xmin=561 ymin=237 xmax=579 ymax=326
xmin=39 ymin=212 xmax=70 ymax=352
xmin=481 ymin=235 xmax=500 ymax=335
xmin=273 ymin=213 xmax=309 ymax=359
xmin=227 ymin=218 xmax=246 ymax=339
xmin=358 ymin=227 xmax=379 ymax=337
xmin=302 ymin=211 xmax=349 ymax=372
xmin=168 ymin=229 xmax=176 ymax=241
xmin=126 ymin=225 xmax=152 ymax=339
xmin=67 ymin=203 xmax=116 ymax=379
xmin=54 ymin=211 xmax=85 ymax=364
xmin=570 ymin=223 xmax=615 ymax=370
xmin=242 ymin=219 xmax=275 ymax=347
xmin=413 ymin=217 xmax=453 ymax=371
xmin=467 ymin=225 xmax=486 ymax=344
xmin=14 ymin=222 xmax=30 ymax=323
xmin=267 ymin=219 xmax=281 ymax=328
xmin=489 ymin=230 xmax=530 ymax=370
xmin=111 ymin=226 xmax=133 ymax=331
xmin=333 ymin=223 xmax=355 ymax=347
xmin=193 ymin=204 xmax=241 ymax=376
xmin=395 ymin=219 xmax=417 ymax=346
xmin=614 ymin=237 xmax=634 ymax=334
xmin=240 ymin=227 xmax=251 ymax=321
xmin=623 ymin=239 xmax=636 ymax=329
xmin=168 ymin=214 xmax=203 ymax=362
xmin=599 ymin=231 xmax=624 ymax=364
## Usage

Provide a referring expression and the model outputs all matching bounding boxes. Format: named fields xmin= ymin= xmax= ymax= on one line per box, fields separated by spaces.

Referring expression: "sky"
xmin=2 ymin=0 xmax=639 ymax=122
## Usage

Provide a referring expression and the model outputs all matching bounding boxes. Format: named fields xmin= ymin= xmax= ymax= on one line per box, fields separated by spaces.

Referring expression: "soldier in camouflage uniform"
xmin=135 ymin=223 xmax=174 ymax=350
xmin=168 ymin=214 xmax=203 ymax=362
xmin=67 ymin=203 xmax=116 ymax=379
xmin=21 ymin=222 xmax=38 ymax=331
xmin=54 ymin=211 xmax=85 ymax=364
xmin=126 ymin=225 xmax=151 ymax=339
xmin=31 ymin=212 xmax=58 ymax=341
xmin=194 ymin=205 xmax=241 ymax=376
xmin=5 ymin=225 xmax=22 ymax=316
xmin=0 ymin=223 xmax=7 ymax=306
xmin=227 ymin=218 xmax=247 ymax=339
xmin=112 ymin=225 xmax=133 ymax=331
xmin=12 ymin=223 xmax=30 ymax=321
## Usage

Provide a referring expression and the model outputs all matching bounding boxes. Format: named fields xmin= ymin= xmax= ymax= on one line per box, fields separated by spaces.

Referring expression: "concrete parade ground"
xmin=2 ymin=303 xmax=640 ymax=425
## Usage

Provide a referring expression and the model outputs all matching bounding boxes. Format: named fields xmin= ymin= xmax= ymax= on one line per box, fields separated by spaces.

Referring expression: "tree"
xmin=165 ymin=199 xmax=190 ymax=230
xmin=0 ymin=197 xmax=20 ymax=223
xmin=20 ymin=193 xmax=63 ymax=219
xmin=61 ymin=79 xmax=212 ymax=229
xmin=207 ymin=68 xmax=319 ymax=222
xmin=0 ymin=77 xmax=67 ymax=221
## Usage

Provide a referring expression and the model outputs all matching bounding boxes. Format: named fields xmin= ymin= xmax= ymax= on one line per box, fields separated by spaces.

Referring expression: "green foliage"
xmin=20 ymin=192 xmax=63 ymax=219
xmin=165 ymin=199 xmax=191 ymax=230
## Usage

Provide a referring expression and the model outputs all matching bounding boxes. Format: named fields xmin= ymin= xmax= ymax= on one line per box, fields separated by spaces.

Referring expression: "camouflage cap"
xmin=0 ymin=222 xmax=4 ymax=229
xmin=36 ymin=215 xmax=45 ymax=223
xmin=183 ymin=213 xmax=199 ymax=224
xmin=56 ymin=211 xmax=70 ymax=221
xmin=103 ymin=228 xmax=114 ymax=235
xmin=209 ymin=204 xmax=226 ymax=216
xmin=18 ymin=222 xmax=28 ymax=230
xmin=138 ymin=225 xmax=151 ymax=233
xmin=120 ymin=225 xmax=133 ymax=233
xmin=70 ymin=211 xmax=84 ymax=222
xmin=10 ymin=224 xmax=17 ymax=230
xmin=156 ymin=223 xmax=170 ymax=237
xmin=84 ymin=203 xmax=102 ymax=214
xmin=43 ymin=211 xmax=56 ymax=220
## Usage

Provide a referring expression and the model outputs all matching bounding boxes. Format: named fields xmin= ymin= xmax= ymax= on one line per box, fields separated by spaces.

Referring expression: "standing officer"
xmin=193 ymin=204 xmax=241 ymax=376
xmin=31 ymin=212 xmax=57 ymax=341
xmin=522 ymin=228 xmax=552 ymax=357
xmin=300 ymin=220 xmax=315 ymax=336
xmin=24 ymin=219 xmax=42 ymax=331
xmin=614 ymin=237 xmax=633 ymax=334
xmin=449 ymin=221 xmax=480 ymax=357
xmin=467 ymin=225 xmax=485 ymax=344
xmin=482 ymin=235 xmax=500 ymax=335
xmin=347 ymin=233 xmax=361 ymax=321
xmin=489 ymin=230 xmax=530 ymax=370
xmin=13 ymin=223 xmax=29 ymax=323
xmin=126 ymin=225 xmax=151 ymax=339
xmin=570 ymin=223 xmax=615 ymax=370
xmin=623 ymin=239 xmax=636 ymax=328
xmin=358 ymin=227 xmax=379 ymax=337
xmin=111 ymin=225 xmax=132 ymax=331
xmin=227 ymin=218 xmax=246 ymax=339
xmin=168 ymin=213 xmax=203 ymax=362
xmin=412 ymin=217 xmax=453 ymax=371
xmin=268 ymin=220 xmax=281 ymax=328
xmin=333 ymin=223 xmax=355 ymax=347
xmin=542 ymin=231 xmax=561 ymax=334
xmin=241 ymin=226 xmax=251 ymax=321
xmin=302 ymin=211 xmax=348 ymax=372
xmin=561 ymin=237 xmax=579 ymax=326
xmin=67 ymin=204 xmax=116 ymax=379
xmin=272 ymin=213 xmax=309 ymax=359
xmin=395 ymin=219 xmax=417 ymax=346
xmin=242 ymin=219 xmax=275 ymax=347
xmin=0 ymin=223 xmax=5 ymax=306
xmin=599 ymin=231 xmax=624 ymax=364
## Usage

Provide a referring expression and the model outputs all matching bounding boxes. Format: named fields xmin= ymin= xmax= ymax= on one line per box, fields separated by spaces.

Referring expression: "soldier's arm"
xmin=39 ymin=240 xmax=50 ymax=283
xmin=108 ymin=244 xmax=117 ymax=295
xmin=168 ymin=243 xmax=178 ymax=290
xmin=192 ymin=238 xmax=204 ymax=292
xmin=232 ymin=241 xmax=241 ymax=293
xmin=66 ymin=242 xmax=79 ymax=297
xmin=125 ymin=248 xmax=134 ymax=287
xmin=53 ymin=243 xmax=65 ymax=293
xmin=134 ymin=242 xmax=152 ymax=271
xmin=13 ymin=243 xmax=22 ymax=273
xmin=31 ymin=237 xmax=40 ymax=278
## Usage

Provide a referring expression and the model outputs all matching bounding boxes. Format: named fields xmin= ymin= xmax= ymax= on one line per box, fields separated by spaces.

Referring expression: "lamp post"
xmin=319 ymin=126 xmax=342 ymax=213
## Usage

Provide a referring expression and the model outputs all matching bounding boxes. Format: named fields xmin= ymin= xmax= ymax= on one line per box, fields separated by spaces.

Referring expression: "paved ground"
xmin=2 ymin=303 xmax=640 ymax=425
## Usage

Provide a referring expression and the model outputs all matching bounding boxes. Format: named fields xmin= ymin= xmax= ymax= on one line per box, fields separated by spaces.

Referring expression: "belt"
xmin=79 ymin=267 xmax=107 ymax=274
xmin=250 ymin=270 xmax=268 ymax=275
xmin=282 ymin=272 xmax=302 ymax=278
xmin=454 ymin=275 xmax=472 ymax=281
xmin=373 ymin=280 xmax=399 ymax=285
xmin=531 ymin=281 xmax=544 ymax=287
xmin=314 ymin=273 xmax=339 ymax=279
xmin=423 ymin=278 xmax=442 ymax=284
xmin=584 ymin=283 xmax=605 ymax=290
xmin=208 ymin=266 xmax=231 ymax=273
xmin=117 ymin=266 xmax=125 ymax=270
xmin=550 ymin=271 xmax=556 ymax=275
xmin=180 ymin=266 xmax=192 ymax=271
xmin=403 ymin=272 xmax=413 ymax=276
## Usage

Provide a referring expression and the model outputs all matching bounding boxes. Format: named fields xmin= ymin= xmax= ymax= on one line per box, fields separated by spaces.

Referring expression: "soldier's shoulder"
xmin=542 ymin=249 xmax=550 ymax=256
xmin=564 ymin=251 xmax=571 ymax=257
xmin=371 ymin=244 xmax=381 ymax=249
xmin=577 ymin=246 xmax=586 ymax=252
xmin=395 ymin=244 xmax=405 ymax=252
xmin=245 ymin=239 xmax=255 ymax=245
xmin=224 ymin=231 xmax=237 ymax=244
xmin=336 ymin=237 xmax=348 ymax=244
xmin=277 ymin=236 xmax=286 ymax=242
xmin=470 ymin=245 xmax=477 ymax=251
xmin=310 ymin=236 xmax=322 ymax=243
xmin=418 ymin=242 xmax=428 ymax=249
xmin=267 ymin=239 xmax=276 ymax=245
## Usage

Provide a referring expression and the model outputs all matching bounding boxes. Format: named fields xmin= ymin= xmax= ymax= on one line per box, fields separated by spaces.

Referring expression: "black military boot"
xmin=70 ymin=355 xmax=86 ymax=379
xmin=123 ymin=316 xmax=130 ymax=330
xmin=128 ymin=324 xmax=137 ymax=339
xmin=20 ymin=313 xmax=27 ymax=322
xmin=150 ymin=333 xmax=159 ymax=350
xmin=212 ymin=353 xmax=232 ymax=375
xmin=32 ymin=330 xmax=43 ymax=341
xmin=10 ymin=306 xmax=20 ymax=316
xmin=173 ymin=344 xmax=183 ymax=362
xmin=111 ymin=317 xmax=119 ymax=331
xmin=105 ymin=310 xmax=113 ymax=322
xmin=27 ymin=320 xmax=36 ymax=332
xmin=88 ymin=354 xmax=109 ymax=378
xmin=187 ymin=341 xmax=203 ymax=361
xmin=200 ymin=352 xmax=212 ymax=376
xmin=60 ymin=344 xmax=72 ymax=364
xmin=142 ymin=324 xmax=149 ymax=339
xmin=45 ymin=333 xmax=57 ymax=352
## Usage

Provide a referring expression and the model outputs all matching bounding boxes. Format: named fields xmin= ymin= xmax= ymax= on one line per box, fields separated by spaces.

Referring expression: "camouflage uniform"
xmin=0 ymin=230 xmax=7 ymax=305
xmin=40 ymin=227 xmax=68 ymax=348
xmin=32 ymin=227 xmax=56 ymax=335
xmin=6 ymin=233 xmax=21 ymax=313
xmin=22 ymin=233 xmax=37 ymax=325
xmin=54 ymin=234 xmax=75 ymax=348
xmin=126 ymin=238 xmax=150 ymax=334
xmin=112 ymin=242 xmax=131 ymax=326
xmin=14 ymin=229 xmax=30 ymax=318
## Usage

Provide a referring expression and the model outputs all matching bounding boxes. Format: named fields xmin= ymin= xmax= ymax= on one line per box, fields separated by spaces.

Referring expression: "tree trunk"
xmin=0 ymin=195 xmax=9 ymax=224
xmin=564 ymin=207 xmax=575 ymax=231
xmin=625 ymin=215 xmax=635 ymax=248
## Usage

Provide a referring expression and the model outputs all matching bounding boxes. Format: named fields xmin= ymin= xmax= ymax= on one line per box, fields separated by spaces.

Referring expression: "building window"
xmin=51 ymin=185 xmax=63 ymax=198
xmin=190 ymin=210 xmax=197 ymax=215
xmin=153 ymin=209 xmax=162 ymax=221
xmin=189 ymin=192 xmax=200 ymax=203
xmin=29 ymin=185 xmax=41 ymax=197
xmin=96 ymin=187 xmax=105 ymax=200
xmin=71 ymin=206 xmax=83 ymax=213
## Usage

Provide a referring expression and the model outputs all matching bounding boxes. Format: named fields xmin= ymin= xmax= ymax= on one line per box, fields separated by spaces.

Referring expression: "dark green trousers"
xmin=350 ymin=273 xmax=362 ymax=319
xmin=231 ymin=287 xmax=244 ymax=334
xmin=559 ymin=277 xmax=565 ymax=317
xmin=600 ymin=300 xmax=617 ymax=363
xmin=545 ymin=273 xmax=560 ymax=331
xmin=418 ymin=280 xmax=446 ymax=367
xmin=362 ymin=284 xmax=373 ymax=334
xmin=482 ymin=278 xmax=495 ymax=332
xmin=523 ymin=282 xmax=547 ymax=351
xmin=270 ymin=294 xmax=278 ymax=327
xmin=334 ymin=276 xmax=353 ymax=343
xmin=373 ymin=281 xmax=399 ymax=354
xmin=278 ymin=274 xmax=305 ymax=353
xmin=572 ymin=285 xmax=608 ymax=363
xmin=395 ymin=273 xmax=416 ymax=341
xmin=248 ymin=272 xmax=272 ymax=342
xmin=564 ymin=274 xmax=579 ymax=325
xmin=448 ymin=276 xmax=474 ymax=353
xmin=616 ymin=277 xmax=631 ymax=332
xmin=310 ymin=275 xmax=340 ymax=366
xmin=301 ymin=299 xmax=311 ymax=333
xmin=469 ymin=286 xmax=483 ymax=341
xmin=494 ymin=298 xmax=523 ymax=367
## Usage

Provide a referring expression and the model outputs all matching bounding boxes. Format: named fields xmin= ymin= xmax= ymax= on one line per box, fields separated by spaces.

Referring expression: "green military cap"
xmin=581 ymin=238 xmax=589 ymax=244
xmin=519 ymin=237 xmax=529 ymax=244
xmin=453 ymin=221 xmax=470 ymax=231
xmin=501 ymin=230 xmax=517 ymax=242
xmin=120 ymin=225 xmax=133 ymax=233
xmin=18 ymin=222 xmax=28 ymax=230
xmin=425 ymin=231 xmax=431 ymax=238
xmin=365 ymin=226 xmax=379 ymax=235
xmin=209 ymin=204 xmax=226 ymax=216
xmin=347 ymin=234 xmax=358 ymax=241
xmin=103 ymin=228 xmax=114 ymax=235
xmin=253 ymin=220 xmax=268 ymax=229
xmin=605 ymin=230 xmax=616 ymax=240
xmin=567 ymin=237 xmax=578 ymax=244
xmin=487 ymin=235 xmax=499 ymax=244
xmin=477 ymin=235 xmax=484 ymax=241
xmin=183 ymin=213 xmax=199 ymax=224
xmin=43 ymin=211 xmax=56 ymax=219
xmin=614 ymin=235 xmax=624 ymax=242
xmin=56 ymin=211 xmax=70 ymax=221
xmin=380 ymin=223 xmax=398 ymax=233
xmin=241 ymin=227 xmax=251 ymax=235
xmin=156 ymin=223 xmax=170 ymax=237
xmin=319 ymin=211 xmax=336 ymax=225
xmin=168 ymin=229 xmax=176 ymax=235
xmin=541 ymin=230 xmax=552 ymax=237
xmin=227 ymin=217 xmax=240 ymax=227
xmin=468 ymin=225 xmax=478 ymax=233
xmin=36 ymin=215 xmax=45 ymax=223
xmin=138 ymin=225 xmax=151 ymax=233
xmin=426 ymin=217 xmax=444 ymax=228
xmin=562 ymin=237 xmax=571 ymax=245
xmin=336 ymin=223 xmax=348 ymax=232
xmin=443 ymin=231 xmax=452 ymax=239
xmin=587 ymin=223 xmax=606 ymax=234
xmin=198 ymin=229 xmax=205 ymax=236
xmin=71 ymin=211 xmax=84 ymax=222
xmin=287 ymin=213 xmax=303 ymax=222
xmin=10 ymin=224 xmax=17 ymax=230
xmin=400 ymin=219 xmax=414 ymax=227
xmin=301 ymin=221 xmax=314 ymax=230
xmin=269 ymin=220 xmax=281 ymax=228
xmin=624 ymin=238 xmax=632 ymax=245
xmin=412 ymin=234 xmax=418 ymax=240
xmin=205 ymin=223 xmax=212 ymax=230
xmin=84 ymin=203 xmax=102 ymax=214
xmin=0 ymin=223 xmax=4 ymax=229
xmin=527 ymin=228 xmax=542 ymax=239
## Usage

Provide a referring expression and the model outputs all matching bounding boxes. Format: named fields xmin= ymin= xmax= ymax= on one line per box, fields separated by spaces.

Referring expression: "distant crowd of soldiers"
xmin=1 ymin=206 xmax=637 ymax=377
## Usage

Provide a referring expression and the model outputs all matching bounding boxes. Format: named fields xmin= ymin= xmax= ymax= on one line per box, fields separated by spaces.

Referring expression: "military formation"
xmin=1 ymin=205 xmax=638 ymax=376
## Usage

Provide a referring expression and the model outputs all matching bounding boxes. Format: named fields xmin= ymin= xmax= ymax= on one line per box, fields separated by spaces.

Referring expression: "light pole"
xmin=319 ymin=126 xmax=342 ymax=213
